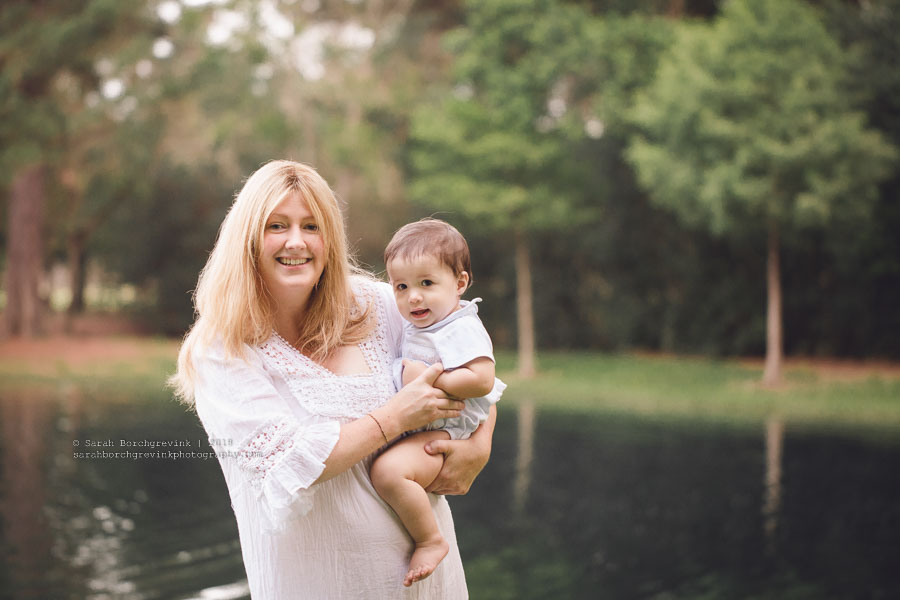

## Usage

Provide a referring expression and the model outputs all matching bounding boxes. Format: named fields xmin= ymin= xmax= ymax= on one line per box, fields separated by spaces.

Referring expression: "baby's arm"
xmin=434 ymin=357 xmax=494 ymax=399
xmin=402 ymin=357 xmax=495 ymax=399
xmin=401 ymin=359 xmax=429 ymax=387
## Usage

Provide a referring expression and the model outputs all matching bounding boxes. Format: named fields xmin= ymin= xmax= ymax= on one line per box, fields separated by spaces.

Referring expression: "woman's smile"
xmin=276 ymin=256 xmax=312 ymax=266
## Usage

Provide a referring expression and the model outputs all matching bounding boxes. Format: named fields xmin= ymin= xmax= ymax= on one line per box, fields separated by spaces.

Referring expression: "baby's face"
xmin=387 ymin=254 xmax=468 ymax=328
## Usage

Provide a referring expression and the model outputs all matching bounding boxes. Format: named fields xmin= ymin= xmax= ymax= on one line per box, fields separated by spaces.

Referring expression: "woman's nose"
xmin=285 ymin=226 xmax=306 ymax=248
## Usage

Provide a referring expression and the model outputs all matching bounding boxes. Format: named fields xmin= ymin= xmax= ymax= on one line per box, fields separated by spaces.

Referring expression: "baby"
xmin=370 ymin=218 xmax=506 ymax=587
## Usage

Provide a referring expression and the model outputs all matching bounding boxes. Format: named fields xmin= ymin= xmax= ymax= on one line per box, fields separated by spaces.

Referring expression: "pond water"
xmin=1 ymin=386 xmax=898 ymax=599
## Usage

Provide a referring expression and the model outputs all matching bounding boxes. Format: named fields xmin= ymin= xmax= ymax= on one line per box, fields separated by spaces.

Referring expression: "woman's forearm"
xmin=469 ymin=404 xmax=496 ymax=452
xmin=316 ymin=410 xmax=398 ymax=482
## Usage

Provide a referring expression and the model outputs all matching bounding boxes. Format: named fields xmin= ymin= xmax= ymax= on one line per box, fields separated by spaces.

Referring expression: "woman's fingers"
xmin=415 ymin=362 xmax=444 ymax=386
xmin=399 ymin=361 xmax=465 ymax=421
xmin=445 ymin=399 xmax=465 ymax=412
xmin=434 ymin=398 xmax=464 ymax=419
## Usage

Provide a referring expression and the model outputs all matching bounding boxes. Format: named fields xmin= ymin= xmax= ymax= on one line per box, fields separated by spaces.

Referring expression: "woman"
xmin=169 ymin=160 xmax=495 ymax=598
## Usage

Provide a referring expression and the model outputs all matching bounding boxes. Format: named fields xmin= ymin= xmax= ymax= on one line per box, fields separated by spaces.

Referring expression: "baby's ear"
xmin=457 ymin=271 xmax=470 ymax=295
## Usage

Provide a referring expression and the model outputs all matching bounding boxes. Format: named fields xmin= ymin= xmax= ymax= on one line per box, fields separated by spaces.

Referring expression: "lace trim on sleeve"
xmin=237 ymin=418 xmax=340 ymax=530
xmin=240 ymin=420 xmax=295 ymax=478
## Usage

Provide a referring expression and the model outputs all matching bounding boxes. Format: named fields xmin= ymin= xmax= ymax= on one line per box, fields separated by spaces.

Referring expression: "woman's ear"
xmin=457 ymin=271 xmax=470 ymax=296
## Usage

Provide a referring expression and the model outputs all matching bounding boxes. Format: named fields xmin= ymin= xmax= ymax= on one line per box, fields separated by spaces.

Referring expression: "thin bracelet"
xmin=368 ymin=413 xmax=389 ymax=444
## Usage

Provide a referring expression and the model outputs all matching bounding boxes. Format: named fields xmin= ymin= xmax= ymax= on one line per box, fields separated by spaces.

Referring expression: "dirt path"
xmin=737 ymin=357 xmax=900 ymax=382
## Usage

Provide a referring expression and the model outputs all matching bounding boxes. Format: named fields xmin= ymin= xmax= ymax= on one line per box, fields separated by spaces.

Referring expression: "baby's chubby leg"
xmin=370 ymin=430 xmax=452 ymax=587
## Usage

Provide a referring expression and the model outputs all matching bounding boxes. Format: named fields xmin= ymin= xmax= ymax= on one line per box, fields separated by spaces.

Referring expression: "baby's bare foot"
xmin=403 ymin=538 xmax=449 ymax=587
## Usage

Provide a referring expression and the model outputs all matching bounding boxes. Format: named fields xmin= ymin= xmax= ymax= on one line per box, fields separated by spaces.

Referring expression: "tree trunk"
xmin=4 ymin=164 xmax=46 ymax=338
xmin=762 ymin=219 xmax=783 ymax=386
xmin=64 ymin=230 xmax=88 ymax=333
xmin=514 ymin=229 xmax=537 ymax=378
xmin=667 ymin=0 xmax=685 ymax=18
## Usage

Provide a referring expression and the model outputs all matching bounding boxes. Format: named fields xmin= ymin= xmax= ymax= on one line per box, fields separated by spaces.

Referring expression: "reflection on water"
xmin=0 ymin=389 xmax=54 ymax=599
xmin=454 ymin=409 xmax=900 ymax=600
xmin=1 ymin=384 xmax=898 ymax=599
xmin=763 ymin=417 xmax=784 ymax=554
xmin=512 ymin=399 xmax=536 ymax=518
xmin=0 ymin=385 xmax=246 ymax=600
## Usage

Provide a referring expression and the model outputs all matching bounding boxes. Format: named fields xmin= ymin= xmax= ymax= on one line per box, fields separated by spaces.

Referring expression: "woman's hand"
xmin=374 ymin=363 xmax=464 ymax=438
xmin=322 ymin=364 xmax=461 ymax=483
xmin=424 ymin=406 xmax=496 ymax=495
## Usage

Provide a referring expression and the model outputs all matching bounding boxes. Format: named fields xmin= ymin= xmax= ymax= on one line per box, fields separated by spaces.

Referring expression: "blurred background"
xmin=1 ymin=0 xmax=899 ymax=598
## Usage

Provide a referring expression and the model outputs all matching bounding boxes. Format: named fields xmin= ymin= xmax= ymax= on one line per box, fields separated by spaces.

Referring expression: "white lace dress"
xmin=192 ymin=280 xmax=468 ymax=599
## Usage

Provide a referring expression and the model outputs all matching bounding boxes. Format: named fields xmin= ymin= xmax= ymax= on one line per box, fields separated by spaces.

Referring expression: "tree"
xmin=409 ymin=0 xmax=601 ymax=377
xmin=3 ymin=166 xmax=46 ymax=336
xmin=0 ymin=0 xmax=152 ymax=335
xmin=627 ymin=0 xmax=896 ymax=385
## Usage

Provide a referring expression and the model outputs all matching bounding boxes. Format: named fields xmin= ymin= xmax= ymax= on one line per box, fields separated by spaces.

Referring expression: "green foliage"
xmin=578 ymin=0 xmax=719 ymax=17
xmin=584 ymin=13 xmax=674 ymax=137
xmin=0 ymin=0 xmax=152 ymax=177
xmin=528 ymin=184 xmax=771 ymax=355
xmin=409 ymin=0 xmax=601 ymax=232
xmin=813 ymin=0 xmax=900 ymax=356
xmin=92 ymin=161 xmax=233 ymax=334
xmin=627 ymin=0 xmax=897 ymax=235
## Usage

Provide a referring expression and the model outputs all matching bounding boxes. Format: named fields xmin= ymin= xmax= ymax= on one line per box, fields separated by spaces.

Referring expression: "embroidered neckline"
xmin=268 ymin=331 xmax=374 ymax=379
xmin=257 ymin=280 xmax=397 ymax=420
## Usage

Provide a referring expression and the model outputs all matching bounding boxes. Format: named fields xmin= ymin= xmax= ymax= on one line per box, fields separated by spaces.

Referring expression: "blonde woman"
xmin=170 ymin=160 xmax=494 ymax=598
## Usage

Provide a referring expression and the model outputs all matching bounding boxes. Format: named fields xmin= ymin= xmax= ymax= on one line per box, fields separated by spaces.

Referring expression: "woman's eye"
xmin=267 ymin=223 xmax=285 ymax=231
xmin=304 ymin=223 xmax=319 ymax=232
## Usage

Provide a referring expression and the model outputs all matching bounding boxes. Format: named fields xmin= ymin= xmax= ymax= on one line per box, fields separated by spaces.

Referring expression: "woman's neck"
xmin=271 ymin=293 xmax=312 ymax=346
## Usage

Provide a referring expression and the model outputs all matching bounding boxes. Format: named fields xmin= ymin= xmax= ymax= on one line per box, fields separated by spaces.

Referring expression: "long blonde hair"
xmin=170 ymin=160 xmax=373 ymax=404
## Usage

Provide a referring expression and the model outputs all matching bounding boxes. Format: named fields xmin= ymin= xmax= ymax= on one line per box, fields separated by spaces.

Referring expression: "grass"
xmin=496 ymin=351 xmax=900 ymax=433
xmin=1 ymin=337 xmax=898 ymax=432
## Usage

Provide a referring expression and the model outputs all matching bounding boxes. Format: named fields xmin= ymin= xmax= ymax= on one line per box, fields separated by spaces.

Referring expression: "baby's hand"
xmin=401 ymin=359 xmax=429 ymax=387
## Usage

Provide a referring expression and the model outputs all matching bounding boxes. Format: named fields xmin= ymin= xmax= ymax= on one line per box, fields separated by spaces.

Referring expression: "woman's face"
xmin=259 ymin=192 xmax=326 ymax=306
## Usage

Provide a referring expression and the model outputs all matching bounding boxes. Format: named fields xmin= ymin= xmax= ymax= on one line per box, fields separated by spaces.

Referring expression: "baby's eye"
xmin=395 ymin=283 xmax=407 ymax=291
xmin=421 ymin=280 xmax=434 ymax=287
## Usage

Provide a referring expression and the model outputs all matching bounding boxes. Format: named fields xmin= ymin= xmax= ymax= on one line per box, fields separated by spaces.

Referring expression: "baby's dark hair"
xmin=384 ymin=218 xmax=472 ymax=282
